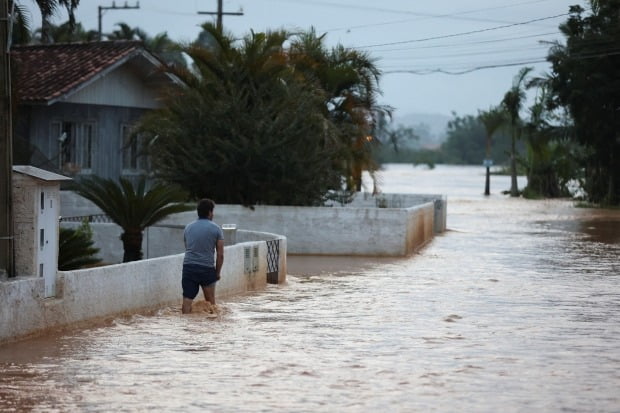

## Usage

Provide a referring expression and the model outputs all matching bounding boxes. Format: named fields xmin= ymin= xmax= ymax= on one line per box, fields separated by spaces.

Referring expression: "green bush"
xmin=58 ymin=220 xmax=102 ymax=270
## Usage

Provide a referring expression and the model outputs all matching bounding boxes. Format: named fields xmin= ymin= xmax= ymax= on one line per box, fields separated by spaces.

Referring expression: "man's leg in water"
xmin=201 ymin=284 xmax=216 ymax=305
xmin=182 ymin=297 xmax=193 ymax=314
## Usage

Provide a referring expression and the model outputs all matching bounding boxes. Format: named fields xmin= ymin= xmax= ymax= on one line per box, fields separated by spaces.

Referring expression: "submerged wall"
xmin=0 ymin=232 xmax=287 ymax=344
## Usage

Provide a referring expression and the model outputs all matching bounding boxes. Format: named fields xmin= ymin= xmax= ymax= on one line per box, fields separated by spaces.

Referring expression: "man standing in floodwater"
xmin=182 ymin=198 xmax=224 ymax=314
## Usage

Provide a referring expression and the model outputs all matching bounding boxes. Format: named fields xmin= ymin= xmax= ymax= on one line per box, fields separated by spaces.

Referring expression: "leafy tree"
xmin=373 ymin=112 xmax=418 ymax=153
xmin=58 ymin=220 xmax=101 ymax=270
xmin=71 ymin=177 xmax=192 ymax=262
xmin=502 ymin=67 xmax=533 ymax=197
xmin=441 ymin=114 xmax=486 ymax=164
xmin=516 ymin=76 xmax=583 ymax=199
xmin=137 ymin=25 xmax=346 ymax=205
xmin=371 ymin=116 xmax=423 ymax=165
xmin=546 ymin=2 xmax=620 ymax=205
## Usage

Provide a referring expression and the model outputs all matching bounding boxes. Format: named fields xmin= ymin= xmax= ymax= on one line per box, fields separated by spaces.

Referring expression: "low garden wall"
xmin=59 ymin=191 xmax=446 ymax=259
xmin=0 ymin=232 xmax=286 ymax=344
xmin=164 ymin=197 xmax=445 ymax=257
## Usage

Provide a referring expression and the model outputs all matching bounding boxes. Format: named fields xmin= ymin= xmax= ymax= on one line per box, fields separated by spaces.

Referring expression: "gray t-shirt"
xmin=183 ymin=218 xmax=224 ymax=268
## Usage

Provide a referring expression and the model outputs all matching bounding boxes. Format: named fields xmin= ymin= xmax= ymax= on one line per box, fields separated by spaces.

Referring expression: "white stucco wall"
xmin=165 ymin=202 xmax=437 ymax=257
xmin=0 ymin=234 xmax=287 ymax=344
xmin=59 ymin=191 xmax=446 ymax=259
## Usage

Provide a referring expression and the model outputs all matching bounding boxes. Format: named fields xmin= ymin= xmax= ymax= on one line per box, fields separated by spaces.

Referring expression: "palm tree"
xmin=478 ymin=106 xmax=506 ymax=195
xmin=35 ymin=0 xmax=80 ymax=44
xmin=8 ymin=1 xmax=32 ymax=45
xmin=502 ymin=67 xmax=533 ymax=197
xmin=72 ymin=177 xmax=192 ymax=262
xmin=58 ymin=221 xmax=101 ymax=270
xmin=288 ymin=29 xmax=391 ymax=192
xmin=33 ymin=21 xmax=98 ymax=43
xmin=107 ymin=23 xmax=186 ymax=67
xmin=138 ymin=24 xmax=343 ymax=206
xmin=106 ymin=22 xmax=143 ymax=40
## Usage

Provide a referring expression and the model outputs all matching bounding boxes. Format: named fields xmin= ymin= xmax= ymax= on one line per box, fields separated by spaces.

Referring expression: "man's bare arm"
xmin=215 ymin=239 xmax=224 ymax=280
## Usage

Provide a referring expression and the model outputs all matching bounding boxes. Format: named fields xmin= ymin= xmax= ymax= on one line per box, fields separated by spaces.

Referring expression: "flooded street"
xmin=1 ymin=164 xmax=619 ymax=412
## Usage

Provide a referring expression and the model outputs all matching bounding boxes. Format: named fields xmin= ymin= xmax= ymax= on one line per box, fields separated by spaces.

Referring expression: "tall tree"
xmin=137 ymin=24 xmax=344 ymax=206
xmin=547 ymin=2 xmax=620 ymax=205
xmin=32 ymin=20 xmax=98 ymax=43
xmin=502 ymin=67 xmax=533 ymax=197
xmin=107 ymin=23 xmax=185 ymax=67
xmin=521 ymin=76 xmax=582 ymax=199
xmin=34 ymin=0 xmax=80 ymax=44
xmin=478 ymin=106 xmax=506 ymax=195
xmin=288 ymin=29 xmax=390 ymax=192
xmin=8 ymin=1 xmax=32 ymax=45
xmin=72 ymin=177 xmax=192 ymax=262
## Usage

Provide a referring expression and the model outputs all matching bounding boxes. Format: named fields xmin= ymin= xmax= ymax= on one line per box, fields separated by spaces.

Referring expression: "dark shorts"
xmin=182 ymin=264 xmax=217 ymax=299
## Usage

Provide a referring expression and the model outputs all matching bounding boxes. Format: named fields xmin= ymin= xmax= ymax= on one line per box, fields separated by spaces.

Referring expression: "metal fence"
xmin=266 ymin=239 xmax=280 ymax=284
xmin=59 ymin=214 xmax=113 ymax=223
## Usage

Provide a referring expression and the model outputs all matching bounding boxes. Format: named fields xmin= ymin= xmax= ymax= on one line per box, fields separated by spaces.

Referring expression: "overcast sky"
xmin=21 ymin=0 xmax=587 ymax=119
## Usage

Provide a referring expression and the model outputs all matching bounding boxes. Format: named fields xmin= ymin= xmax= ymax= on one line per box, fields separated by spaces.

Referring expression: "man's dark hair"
xmin=197 ymin=198 xmax=215 ymax=219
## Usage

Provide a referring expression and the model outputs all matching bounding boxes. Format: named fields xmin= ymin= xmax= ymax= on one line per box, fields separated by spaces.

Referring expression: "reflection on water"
xmin=546 ymin=218 xmax=620 ymax=245
xmin=1 ymin=164 xmax=619 ymax=412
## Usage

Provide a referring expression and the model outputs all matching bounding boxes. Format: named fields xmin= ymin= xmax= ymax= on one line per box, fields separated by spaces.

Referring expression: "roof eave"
xmin=45 ymin=48 xmax=143 ymax=106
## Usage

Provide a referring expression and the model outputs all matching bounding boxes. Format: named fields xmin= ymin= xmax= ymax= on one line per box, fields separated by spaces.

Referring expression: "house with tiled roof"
xmin=11 ymin=40 xmax=181 ymax=181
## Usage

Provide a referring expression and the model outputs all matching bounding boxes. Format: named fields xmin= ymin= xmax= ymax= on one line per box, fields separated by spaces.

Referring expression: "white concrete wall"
xmin=0 ymin=234 xmax=287 ymax=344
xmin=342 ymin=192 xmax=448 ymax=234
xmin=60 ymin=191 xmax=446 ymax=259
xmin=165 ymin=202 xmax=437 ymax=257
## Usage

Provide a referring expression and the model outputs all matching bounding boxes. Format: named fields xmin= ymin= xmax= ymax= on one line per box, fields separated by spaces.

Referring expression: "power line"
xmin=383 ymin=59 xmax=548 ymax=75
xmin=272 ymin=0 xmax=518 ymax=25
xmin=322 ymin=0 xmax=565 ymax=33
xmin=378 ymin=44 xmax=550 ymax=62
xmin=357 ymin=13 xmax=570 ymax=49
xmin=374 ymin=31 xmax=561 ymax=53
xmin=382 ymin=49 xmax=620 ymax=76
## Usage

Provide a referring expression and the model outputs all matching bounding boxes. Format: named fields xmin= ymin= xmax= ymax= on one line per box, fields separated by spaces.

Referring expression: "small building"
xmin=12 ymin=166 xmax=71 ymax=297
xmin=11 ymin=41 xmax=181 ymax=182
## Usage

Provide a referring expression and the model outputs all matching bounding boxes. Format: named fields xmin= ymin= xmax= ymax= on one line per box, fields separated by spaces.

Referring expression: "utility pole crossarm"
xmin=98 ymin=1 xmax=141 ymax=40
xmin=197 ymin=0 xmax=244 ymax=32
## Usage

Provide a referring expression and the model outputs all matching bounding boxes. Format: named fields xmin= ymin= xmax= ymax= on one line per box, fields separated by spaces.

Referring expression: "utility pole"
xmin=198 ymin=0 xmax=243 ymax=32
xmin=0 ymin=0 xmax=14 ymax=277
xmin=98 ymin=1 xmax=140 ymax=40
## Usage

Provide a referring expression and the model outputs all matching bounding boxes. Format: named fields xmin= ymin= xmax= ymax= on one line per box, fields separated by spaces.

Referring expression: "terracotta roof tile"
xmin=11 ymin=41 xmax=143 ymax=104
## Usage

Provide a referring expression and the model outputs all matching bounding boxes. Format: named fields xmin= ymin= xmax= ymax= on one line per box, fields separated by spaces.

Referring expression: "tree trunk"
xmin=510 ymin=133 xmax=519 ymax=197
xmin=351 ymin=164 xmax=363 ymax=192
xmin=40 ymin=14 xmax=52 ymax=44
xmin=121 ymin=229 xmax=143 ymax=262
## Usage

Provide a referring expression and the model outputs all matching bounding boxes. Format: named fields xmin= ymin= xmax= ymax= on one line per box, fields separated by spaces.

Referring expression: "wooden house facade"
xmin=11 ymin=41 xmax=180 ymax=182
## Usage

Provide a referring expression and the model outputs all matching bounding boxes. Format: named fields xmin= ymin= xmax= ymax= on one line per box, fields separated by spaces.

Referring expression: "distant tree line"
xmin=374 ymin=0 xmax=620 ymax=205
xmin=373 ymin=113 xmax=524 ymax=168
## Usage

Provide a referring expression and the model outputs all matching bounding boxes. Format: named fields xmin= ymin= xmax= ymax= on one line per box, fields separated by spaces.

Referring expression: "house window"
xmin=121 ymin=124 xmax=148 ymax=173
xmin=53 ymin=121 xmax=95 ymax=174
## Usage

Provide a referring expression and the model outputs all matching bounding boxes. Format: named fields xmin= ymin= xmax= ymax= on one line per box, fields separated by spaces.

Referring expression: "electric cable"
xmin=357 ymin=13 xmax=570 ymax=49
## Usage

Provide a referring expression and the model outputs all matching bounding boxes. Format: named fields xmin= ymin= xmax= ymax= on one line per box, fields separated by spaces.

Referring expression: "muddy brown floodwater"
xmin=1 ymin=165 xmax=619 ymax=412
